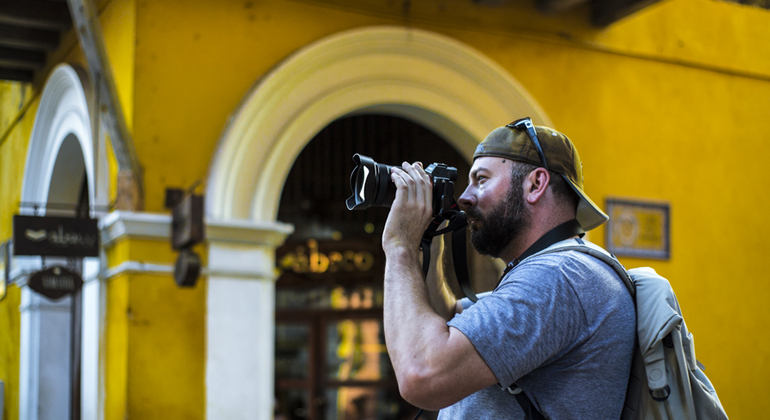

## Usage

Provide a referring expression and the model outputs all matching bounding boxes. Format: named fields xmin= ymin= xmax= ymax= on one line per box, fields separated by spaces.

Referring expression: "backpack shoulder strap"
xmin=525 ymin=239 xmax=636 ymax=297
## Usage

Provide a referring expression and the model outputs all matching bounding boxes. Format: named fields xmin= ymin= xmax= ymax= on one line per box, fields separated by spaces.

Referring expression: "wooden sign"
xmin=13 ymin=215 xmax=99 ymax=257
xmin=28 ymin=266 xmax=83 ymax=300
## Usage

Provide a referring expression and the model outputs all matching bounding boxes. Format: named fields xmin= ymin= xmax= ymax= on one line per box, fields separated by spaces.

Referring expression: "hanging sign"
xmin=27 ymin=266 xmax=83 ymax=300
xmin=12 ymin=215 xmax=99 ymax=257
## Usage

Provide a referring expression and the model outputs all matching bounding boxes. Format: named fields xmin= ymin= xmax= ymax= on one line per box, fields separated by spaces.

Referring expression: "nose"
xmin=458 ymin=185 xmax=476 ymax=210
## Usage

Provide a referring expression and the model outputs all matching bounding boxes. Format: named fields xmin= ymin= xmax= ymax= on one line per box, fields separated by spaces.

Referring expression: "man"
xmin=381 ymin=118 xmax=635 ymax=418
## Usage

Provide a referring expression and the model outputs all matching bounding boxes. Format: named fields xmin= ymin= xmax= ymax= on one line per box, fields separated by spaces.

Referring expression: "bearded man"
xmin=381 ymin=118 xmax=635 ymax=419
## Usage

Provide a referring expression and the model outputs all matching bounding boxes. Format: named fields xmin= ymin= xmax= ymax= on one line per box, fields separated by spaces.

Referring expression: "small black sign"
xmin=171 ymin=194 xmax=204 ymax=250
xmin=28 ymin=266 xmax=84 ymax=300
xmin=13 ymin=215 xmax=99 ymax=257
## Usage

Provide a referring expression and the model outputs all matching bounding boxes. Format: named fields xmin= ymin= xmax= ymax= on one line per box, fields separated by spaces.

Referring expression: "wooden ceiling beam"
xmin=0 ymin=46 xmax=46 ymax=70
xmin=0 ymin=66 xmax=34 ymax=82
xmin=0 ymin=0 xmax=71 ymax=30
xmin=0 ymin=23 xmax=59 ymax=50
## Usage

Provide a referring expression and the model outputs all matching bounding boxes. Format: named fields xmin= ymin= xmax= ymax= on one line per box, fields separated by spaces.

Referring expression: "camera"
xmin=345 ymin=154 xmax=459 ymax=217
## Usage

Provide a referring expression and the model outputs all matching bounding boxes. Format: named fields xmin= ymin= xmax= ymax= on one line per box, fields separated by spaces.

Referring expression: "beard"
xmin=466 ymin=184 xmax=530 ymax=259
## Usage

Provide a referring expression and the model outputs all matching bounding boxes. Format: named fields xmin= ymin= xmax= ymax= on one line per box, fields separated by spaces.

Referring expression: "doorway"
xmin=274 ymin=114 xmax=471 ymax=420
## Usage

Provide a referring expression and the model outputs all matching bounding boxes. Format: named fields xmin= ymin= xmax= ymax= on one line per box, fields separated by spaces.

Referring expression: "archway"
xmin=18 ymin=63 xmax=107 ymax=420
xmin=205 ymin=26 xmax=551 ymax=420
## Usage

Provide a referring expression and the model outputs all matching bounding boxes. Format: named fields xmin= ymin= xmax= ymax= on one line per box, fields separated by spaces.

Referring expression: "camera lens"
xmin=346 ymin=154 xmax=396 ymax=210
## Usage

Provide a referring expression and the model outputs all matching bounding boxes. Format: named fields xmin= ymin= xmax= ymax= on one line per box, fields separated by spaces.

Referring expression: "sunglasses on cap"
xmin=506 ymin=117 xmax=549 ymax=172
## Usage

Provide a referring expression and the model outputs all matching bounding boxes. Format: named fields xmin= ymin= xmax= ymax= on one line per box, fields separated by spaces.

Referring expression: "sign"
xmin=171 ymin=194 xmax=204 ymax=250
xmin=28 ymin=266 xmax=83 ymax=300
xmin=277 ymin=239 xmax=379 ymax=275
xmin=605 ymin=198 xmax=670 ymax=260
xmin=13 ymin=215 xmax=99 ymax=257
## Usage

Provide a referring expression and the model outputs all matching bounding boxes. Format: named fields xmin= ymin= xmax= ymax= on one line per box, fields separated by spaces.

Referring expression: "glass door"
xmin=275 ymin=289 xmax=423 ymax=420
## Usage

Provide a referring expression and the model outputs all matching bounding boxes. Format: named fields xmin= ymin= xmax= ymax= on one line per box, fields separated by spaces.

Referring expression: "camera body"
xmin=346 ymin=154 xmax=458 ymax=217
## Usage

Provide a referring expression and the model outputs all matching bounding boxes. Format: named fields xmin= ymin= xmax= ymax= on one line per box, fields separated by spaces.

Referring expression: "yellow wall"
xmin=129 ymin=0 xmax=768 ymax=416
xmin=2 ymin=0 xmax=769 ymax=418
xmin=0 ymin=80 xmax=37 ymax=420
xmin=103 ymin=239 xmax=206 ymax=420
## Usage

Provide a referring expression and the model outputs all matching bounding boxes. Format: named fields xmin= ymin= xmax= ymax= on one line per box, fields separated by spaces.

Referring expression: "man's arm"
xmin=425 ymin=234 xmax=463 ymax=319
xmin=382 ymin=162 xmax=497 ymax=410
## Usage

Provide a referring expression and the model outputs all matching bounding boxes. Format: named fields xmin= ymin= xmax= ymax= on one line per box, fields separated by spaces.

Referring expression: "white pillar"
xmin=19 ymin=288 xmax=72 ymax=420
xmin=205 ymin=219 xmax=293 ymax=420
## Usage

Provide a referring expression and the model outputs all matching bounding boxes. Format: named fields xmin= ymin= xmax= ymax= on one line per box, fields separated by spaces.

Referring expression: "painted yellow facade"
xmin=1 ymin=0 xmax=769 ymax=418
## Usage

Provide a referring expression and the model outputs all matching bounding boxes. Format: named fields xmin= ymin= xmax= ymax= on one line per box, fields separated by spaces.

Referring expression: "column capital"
xmin=206 ymin=218 xmax=294 ymax=248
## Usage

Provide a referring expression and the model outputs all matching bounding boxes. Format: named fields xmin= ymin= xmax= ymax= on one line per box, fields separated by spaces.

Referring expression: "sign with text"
xmin=606 ymin=198 xmax=670 ymax=260
xmin=28 ymin=266 xmax=83 ymax=300
xmin=278 ymin=239 xmax=378 ymax=275
xmin=13 ymin=215 xmax=99 ymax=257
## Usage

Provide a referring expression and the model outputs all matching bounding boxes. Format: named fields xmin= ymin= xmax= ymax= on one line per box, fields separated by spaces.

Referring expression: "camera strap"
xmin=419 ymin=209 xmax=477 ymax=302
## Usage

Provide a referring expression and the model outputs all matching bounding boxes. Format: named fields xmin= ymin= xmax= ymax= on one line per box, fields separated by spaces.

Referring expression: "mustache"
xmin=464 ymin=207 xmax=483 ymax=221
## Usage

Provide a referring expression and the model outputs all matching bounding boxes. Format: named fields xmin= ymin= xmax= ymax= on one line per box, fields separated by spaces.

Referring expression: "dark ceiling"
xmin=0 ymin=0 xmax=661 ymax=84
xmin=0 ymin=0 xmax=71 ymax=83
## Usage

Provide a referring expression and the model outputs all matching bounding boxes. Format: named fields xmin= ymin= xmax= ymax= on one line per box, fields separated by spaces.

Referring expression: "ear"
xmin=524 ymin=168 xmax=550 ymax=205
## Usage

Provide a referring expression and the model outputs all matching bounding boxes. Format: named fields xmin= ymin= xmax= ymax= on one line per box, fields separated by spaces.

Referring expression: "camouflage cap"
xmin=473 ymin=122 xmax=608 ymax=231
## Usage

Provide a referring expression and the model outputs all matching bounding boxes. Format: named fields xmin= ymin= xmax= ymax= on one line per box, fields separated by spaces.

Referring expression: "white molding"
xmin=206 ymin=218 xmax=293 ymax=247
xmin=99 ymin=211 xmax=172 ymax=248
xmin=98 ymin=261 xmax=173 ymax=280
xmin=207 ymin=25 xmax=551 ymax=222
xmin=99 ymin=211 xmax=294 ymax=248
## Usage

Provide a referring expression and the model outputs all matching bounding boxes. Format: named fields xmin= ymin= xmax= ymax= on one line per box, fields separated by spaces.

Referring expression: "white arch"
xmin=18 ymin=63 xmax=105 ymax=420
xmin=22 ymin=64 xmax=96 ymax=214
xmin=207 ymin=25 xmax=552 ymax=222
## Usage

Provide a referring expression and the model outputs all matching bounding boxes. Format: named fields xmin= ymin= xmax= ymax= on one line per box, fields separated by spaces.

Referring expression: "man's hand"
xmin=382 ymin=162 xmax=435 ymax=255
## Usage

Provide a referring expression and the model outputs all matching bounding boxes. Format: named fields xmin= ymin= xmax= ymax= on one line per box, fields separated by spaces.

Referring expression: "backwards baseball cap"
xmin=473 ymin=117 xmax=608 ymax=231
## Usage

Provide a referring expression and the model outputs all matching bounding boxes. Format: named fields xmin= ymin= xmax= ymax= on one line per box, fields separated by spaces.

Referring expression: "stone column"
xmin=205 ymin=218 xmax=293 ymax=420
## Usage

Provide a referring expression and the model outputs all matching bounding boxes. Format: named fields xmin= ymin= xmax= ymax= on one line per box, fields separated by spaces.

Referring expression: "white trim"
xmin=206 ymin=218 xmax=293 ymax=247
xmin=99 ymin=211 xmax=171 ymax=249
xmin=99 ymin=210 xmax=294 ymax=248
xmin=98 ymin=261 xmax=173 ymax=280
xmin=95 ymin=212 xmax=294 ymax=280
xmin=22 ymin=64 xmax=95 ymax=216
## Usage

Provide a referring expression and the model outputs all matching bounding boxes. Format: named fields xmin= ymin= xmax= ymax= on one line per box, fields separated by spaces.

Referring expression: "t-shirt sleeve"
xmin=447 ymin=253 xmax=588 ymax=388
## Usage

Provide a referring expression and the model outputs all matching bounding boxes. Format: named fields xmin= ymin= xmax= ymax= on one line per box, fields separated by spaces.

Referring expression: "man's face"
xmin=459 ymin=157 xmax=531 ymax=259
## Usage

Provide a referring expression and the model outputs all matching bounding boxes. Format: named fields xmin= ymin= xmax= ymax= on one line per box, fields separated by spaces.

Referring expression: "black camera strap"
xmin=419 ymin=209 xmax=477 ymax=302
xmin=502 ymin=218 xmax=586 ymax=277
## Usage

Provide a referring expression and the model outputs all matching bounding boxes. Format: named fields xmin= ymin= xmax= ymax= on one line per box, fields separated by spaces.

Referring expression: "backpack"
xmin=512 ymin=239 xmax=728 ymax=420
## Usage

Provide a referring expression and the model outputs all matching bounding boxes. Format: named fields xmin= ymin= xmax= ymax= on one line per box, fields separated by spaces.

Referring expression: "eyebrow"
xmin=469 ymin=167 xmax=489 ymax=181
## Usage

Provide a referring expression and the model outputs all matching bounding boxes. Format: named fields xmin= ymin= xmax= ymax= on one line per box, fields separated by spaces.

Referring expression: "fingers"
xmin=392 ymin=162 xmax=432 ymax=209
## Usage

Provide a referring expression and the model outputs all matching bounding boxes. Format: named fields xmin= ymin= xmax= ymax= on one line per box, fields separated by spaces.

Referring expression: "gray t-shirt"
xmin=439 ymin=247 xmax=635 ymax=419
